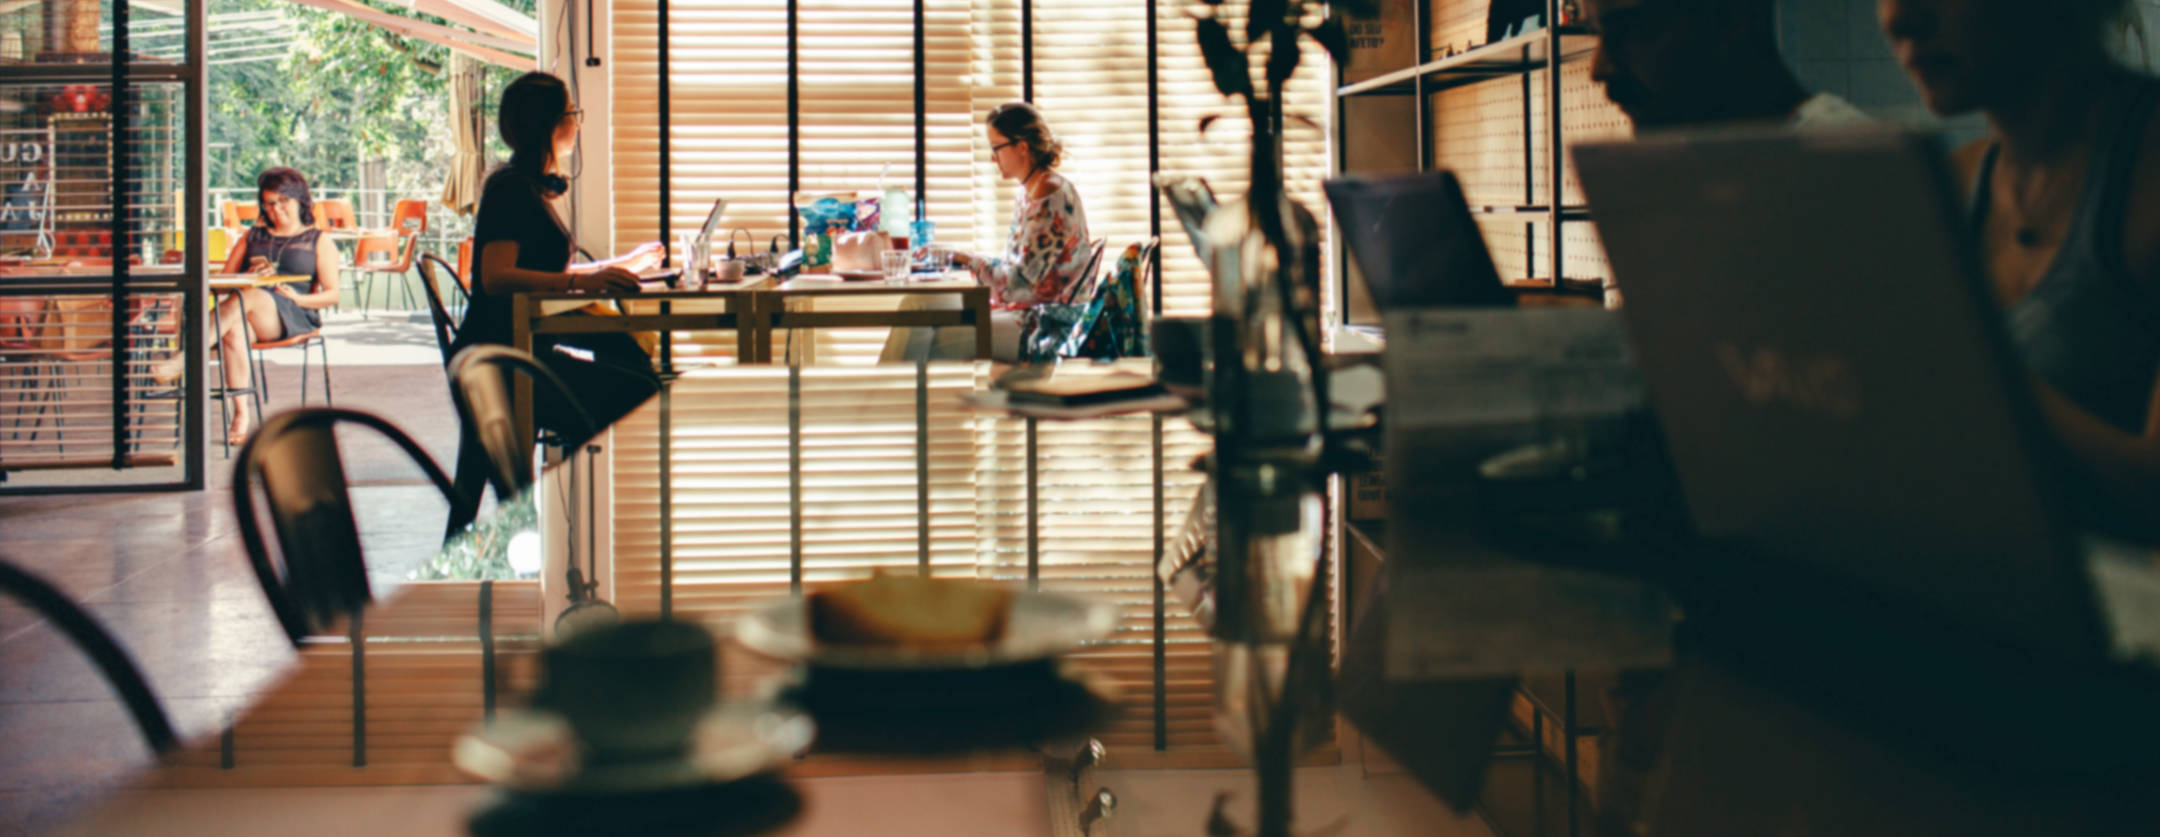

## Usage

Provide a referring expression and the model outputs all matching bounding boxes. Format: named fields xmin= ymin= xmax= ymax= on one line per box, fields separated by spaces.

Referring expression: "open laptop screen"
xmin=688 ymin=198 xmax=728 ymax=273
xmin=1323 ymin=171 xmax=1512 ymax=311
xmin=1575 ymin=129 xmax=2102 ymax=658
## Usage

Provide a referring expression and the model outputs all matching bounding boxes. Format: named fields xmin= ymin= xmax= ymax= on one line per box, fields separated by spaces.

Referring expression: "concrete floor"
xmin=0 ymin=308 xmax=468 ymax=836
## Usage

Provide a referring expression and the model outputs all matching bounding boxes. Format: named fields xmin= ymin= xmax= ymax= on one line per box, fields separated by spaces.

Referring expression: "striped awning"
xmin=281 ymin=0 xmax=538 ymax=72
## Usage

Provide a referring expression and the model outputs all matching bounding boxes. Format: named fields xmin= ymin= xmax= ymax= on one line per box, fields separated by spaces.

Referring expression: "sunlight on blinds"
xmin=1153 ymin=3 xmax=1333 ymax=317
xmin=1032 ymin=0 xmax=1155 ymax=306
xmin=971 ymin=366 xmax=1228 ymax=759
xmin=612 ymin=0 xmax=790 ymax=252
xmin=603 ymin=1 xmax=1341 ymax=763
xmin=610 ymin=365 xmax=981 ymax=620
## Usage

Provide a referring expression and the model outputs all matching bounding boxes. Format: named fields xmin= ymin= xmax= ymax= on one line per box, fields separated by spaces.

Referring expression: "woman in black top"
xmin=450 ymin=71 xmax=662 ymax=441
xmin=153 ymin=167 xmax=340 ymax=446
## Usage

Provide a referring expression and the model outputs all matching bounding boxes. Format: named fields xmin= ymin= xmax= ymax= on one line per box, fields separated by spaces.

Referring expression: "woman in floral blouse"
xmin=881 ymin=102 xmax=1092 ymax=362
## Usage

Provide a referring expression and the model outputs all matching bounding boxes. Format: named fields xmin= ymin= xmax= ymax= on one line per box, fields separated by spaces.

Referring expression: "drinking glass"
xmin=880 ymin=250 xmax=910 ymax=282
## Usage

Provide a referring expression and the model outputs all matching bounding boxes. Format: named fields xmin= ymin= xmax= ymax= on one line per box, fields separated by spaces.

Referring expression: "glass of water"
xmin=880 ymin=250 xmax=910 ymax=282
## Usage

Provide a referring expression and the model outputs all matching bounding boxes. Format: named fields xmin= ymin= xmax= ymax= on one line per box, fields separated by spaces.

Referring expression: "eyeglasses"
xmin=562 ymin=108 xmax=585 ymax=124
xmin=990 ymin=140 xmax=1016 ymax=153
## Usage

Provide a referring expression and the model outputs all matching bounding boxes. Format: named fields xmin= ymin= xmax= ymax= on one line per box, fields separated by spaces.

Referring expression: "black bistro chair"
xmin=443 ymin=344 xmax=602 ymax=527
xmin=416 ymin=253 xmax=468 ymax=367
xmin=233 ymin=407 xmax=469 ymax=646
xmin=445 ymin=344 xmax=627 ymax=626
xmin=0 ymin=558 xmax=177 ymax=754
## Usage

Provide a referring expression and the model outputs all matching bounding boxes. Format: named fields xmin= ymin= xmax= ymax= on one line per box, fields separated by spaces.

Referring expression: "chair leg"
xmin=298 ymin=340 xmax=311 ymax=407
xmin=250 ymin=348 xmax=265 ymax=417
xmin=250 ymin=339 xmax=269 ymax=406
xmin=2 ymin=365 xmax=27 ymax=442
xmin=444 ymin=424 xmax=489 ymax=538
xmin=29 ymin=365 xmax=52 ymax=444
xmin=318 ymin=338 xmax=333 ymax=406
xmin=213 ymin=352 xmax=229 ymax=459
xmin=50 ymin=362 xmax=65 ymax=455
xmin=4 ymin=364 xmax=35 ymax=443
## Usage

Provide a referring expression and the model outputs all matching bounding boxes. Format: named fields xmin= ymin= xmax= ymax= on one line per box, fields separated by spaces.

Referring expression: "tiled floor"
xmin=0 ymin=310 xmax=469 ymax=836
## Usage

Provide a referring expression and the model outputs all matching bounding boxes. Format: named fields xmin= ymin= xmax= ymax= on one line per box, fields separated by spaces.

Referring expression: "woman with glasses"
xmin=452 ymin=71 xmax=663 ymax=444
xmin=882 ymin=102 xmax=1091 ymax=362
xmin=152 ymin=167 xmax=338 ymax=446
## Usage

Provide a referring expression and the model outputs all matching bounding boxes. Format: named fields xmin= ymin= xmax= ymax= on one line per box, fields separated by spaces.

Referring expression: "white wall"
xmin=538 ymin=0 xmax=616 ymax=255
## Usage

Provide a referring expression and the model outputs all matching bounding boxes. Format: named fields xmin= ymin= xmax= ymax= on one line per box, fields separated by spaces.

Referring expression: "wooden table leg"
xmin=971 ymin=288 xmax=993 ymax=360
xmin=738 ymin=292 xmax=764 ymax=364
xmin=510 ymin=293 xmax=533 ymax=445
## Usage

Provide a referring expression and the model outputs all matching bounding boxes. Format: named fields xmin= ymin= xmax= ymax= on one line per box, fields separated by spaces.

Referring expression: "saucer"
xmin=772 ymin=660 xmax=1123 ymax=754
xmin=833 ymin=269 xmax=889 ymax=281
xmin=733 ymin=589 xmax=1118 ymax=671
xmin=454 ymin=699 xmax=815 ymax=794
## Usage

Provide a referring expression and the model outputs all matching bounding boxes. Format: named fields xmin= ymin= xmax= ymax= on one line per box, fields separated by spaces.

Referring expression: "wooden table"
xmin=757 ymin=275 xmax=991 ymax=364
xmin=506 ymin=282 xmax=767 ymax=445
xmin=207 ymin=273 xmax=310 ymax=292
xmin=510 ymin=283 xmax=766 ymax=371
xmin=510 ymin=275 xmax=990 ymax=369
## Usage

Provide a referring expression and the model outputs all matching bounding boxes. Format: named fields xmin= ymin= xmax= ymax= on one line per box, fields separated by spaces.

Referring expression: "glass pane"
xmin=2 ymin=56 xmax=199 ymax=489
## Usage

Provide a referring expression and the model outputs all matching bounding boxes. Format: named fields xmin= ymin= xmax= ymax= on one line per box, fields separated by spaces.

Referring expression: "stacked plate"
xmin=733 ymin=588 xmax=1124 ymax=753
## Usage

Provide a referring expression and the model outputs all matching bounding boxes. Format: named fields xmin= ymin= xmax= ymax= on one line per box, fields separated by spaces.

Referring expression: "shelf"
xmin=1337 ymin=26 xmax=1597 ymax=98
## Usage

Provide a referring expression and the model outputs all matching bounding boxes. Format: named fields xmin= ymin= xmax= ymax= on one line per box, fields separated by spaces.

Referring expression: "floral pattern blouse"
xmin=971 ymin=173 xmax=1090 ymax=310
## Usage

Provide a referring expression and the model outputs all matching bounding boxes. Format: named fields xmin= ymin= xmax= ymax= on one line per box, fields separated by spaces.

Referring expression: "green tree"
xmin=208 ymin=0 xmax=531 ymax=200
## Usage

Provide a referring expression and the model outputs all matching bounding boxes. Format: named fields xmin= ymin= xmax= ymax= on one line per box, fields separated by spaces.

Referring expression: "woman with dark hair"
xmin=153 ymin=166 xmax=339 ymax=445
xmin=450 ymin=70 xmax=662 ymax=442
xmin=882 ymin=101 xmax=1091 ymax=362
xmin=1881 ymin=0 xmax=2160 ymax=518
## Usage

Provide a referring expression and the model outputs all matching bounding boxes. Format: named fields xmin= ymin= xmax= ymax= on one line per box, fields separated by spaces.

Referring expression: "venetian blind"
xmin=971 ymin=370 xmax=1224 ymax=763
xmin=609 ymin=0 xmax=787 ymax=362
xmin=609 ymin=365 xmax=981 ymax=615
xmin=1152 ymin=3 xmax=1335 ymax=317
xmin=998 ymin=6 xmax=1253 ymax=763
xmin=605 ymin=0 xmax=1338 ymax=764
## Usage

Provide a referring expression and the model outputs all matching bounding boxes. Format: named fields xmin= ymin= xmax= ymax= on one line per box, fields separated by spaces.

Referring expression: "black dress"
xmin=452 ymin=166 xmax=660 ymax=443
xmin=241 ymin=226 xmax=324 ymax=338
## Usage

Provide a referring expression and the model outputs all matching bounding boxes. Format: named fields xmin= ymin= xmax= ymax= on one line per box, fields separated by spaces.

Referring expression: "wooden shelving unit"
xmin=1331 ymin=1 xmax=1605 ymax=314
xmin=1328 ymin=2 xmax=1612 ymax=835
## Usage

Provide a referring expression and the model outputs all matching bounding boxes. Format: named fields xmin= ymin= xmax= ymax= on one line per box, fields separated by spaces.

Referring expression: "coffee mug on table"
xmin=534 ymin=619 xmax=718 ymax=764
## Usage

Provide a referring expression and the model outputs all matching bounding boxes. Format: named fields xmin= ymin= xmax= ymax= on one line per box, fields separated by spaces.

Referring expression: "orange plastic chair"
xmin=389 ymin=199 xmax=428 ymax=236
xmin=248 ymin=328 xmax=332 ymax=413
xmin=456 ymin=237 xmax=474 ymax=291
xmin=314 ymin=199 xmax=358 ymax=232
xmin=351 ymin=232 xmax=421 ymax=318
xmin=354 ymin=234 xmax=400 ymax=268
xmin=220 ymin=201 xmax=258 ymax=230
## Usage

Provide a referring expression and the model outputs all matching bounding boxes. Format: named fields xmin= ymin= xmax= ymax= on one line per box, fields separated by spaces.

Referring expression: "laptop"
xmin=688 ymin=197 xmax=728 ymax=277
xmin=1573 ymin=128 xmax=2160 ymax=667
xmin=1323 ymin=171 xmax=1513 ymax=311
xmin=637 ymin=198 xmax=728 ymax=290
xmin=1154 ymin=174 xmax=1217 ymax=262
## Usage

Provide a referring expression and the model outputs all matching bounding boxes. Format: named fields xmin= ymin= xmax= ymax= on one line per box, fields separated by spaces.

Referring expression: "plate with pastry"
xmin=733 ymin=570 xmax=1118 ymax=670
